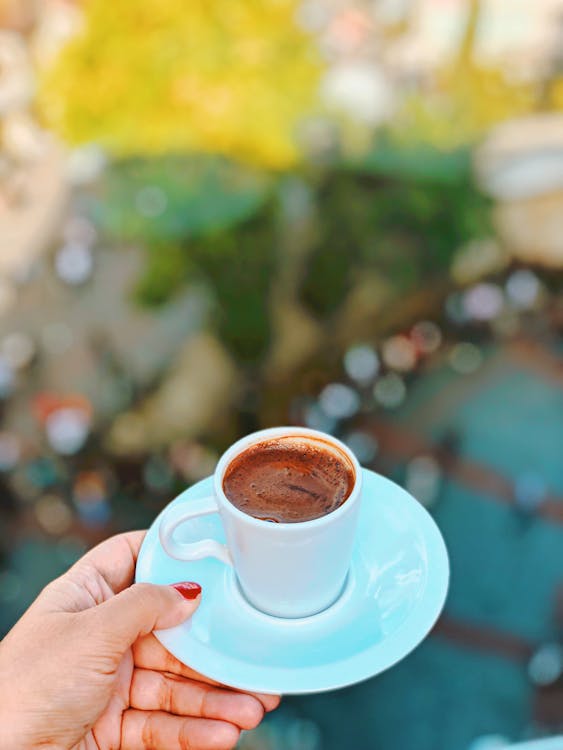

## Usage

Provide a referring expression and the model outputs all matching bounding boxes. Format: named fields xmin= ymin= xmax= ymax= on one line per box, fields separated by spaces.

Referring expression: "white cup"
xmin=159 ymin=426 xmax=362 ymax=618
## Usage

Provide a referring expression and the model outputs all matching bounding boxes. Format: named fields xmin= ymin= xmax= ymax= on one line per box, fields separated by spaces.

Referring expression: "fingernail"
xmin=171 ymin=582 xmax=202 ymax=600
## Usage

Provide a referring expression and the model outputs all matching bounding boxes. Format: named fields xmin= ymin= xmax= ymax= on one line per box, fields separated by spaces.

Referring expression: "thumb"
xmin=88 ymin=581 xmax=201 ymax=653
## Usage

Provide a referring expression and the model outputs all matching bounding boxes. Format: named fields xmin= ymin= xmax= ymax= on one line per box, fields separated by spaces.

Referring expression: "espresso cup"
xmin=159 ymin=426 xmax=362 ymax=618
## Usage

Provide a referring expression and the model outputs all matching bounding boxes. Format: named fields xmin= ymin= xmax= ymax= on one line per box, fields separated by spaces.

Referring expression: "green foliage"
xmin=134 ymin=242 xmax=190 ymax=307
xmin=356 ymin=140 xmax=474 ymax=185
xmin=92 ymin=155 xmax=271 ymax=243
xmin=100 ymin=144 xmax=491 ymax=366
xmin=299 ymin=148 xmax=492 ymax=317
xmin=94 ymin=154 xmax=277 ymax=364
xmin=132 ymin=202 xmax=277 ymax=366
xmin=189 ymin=205 xmax=278 ymax=365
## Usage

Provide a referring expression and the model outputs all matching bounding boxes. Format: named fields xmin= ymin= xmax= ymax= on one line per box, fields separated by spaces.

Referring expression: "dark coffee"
xmin=222 ymin=436 xmax=355 ymax=523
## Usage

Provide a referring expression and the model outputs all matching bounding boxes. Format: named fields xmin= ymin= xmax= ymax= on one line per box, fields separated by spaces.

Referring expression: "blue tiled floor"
xmin=396 ymin=347 xmax=563 ymax=496
xmin=293 ymin=639 xmax=531 ymax=750
xmin=433 ymin=480 xmax=561 ymax=642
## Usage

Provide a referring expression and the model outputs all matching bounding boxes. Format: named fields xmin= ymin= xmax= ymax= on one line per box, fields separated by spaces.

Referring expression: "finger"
xmin=121 ymin=709 xmax=240 ymax=750
xmin=90 ymin=583 xmax=201 ymax=653
xmin=257 ymin=692 xmax=281 ymax=712
xmin=72 ymin=531 xmax=147 ymax=594
xmin=133 ymin=634 xmax=281 ymax=711
xmin=130 ymin=669 xmax=264 ymax=730
xmin=133 ymin=634 xmax=223 ymax=686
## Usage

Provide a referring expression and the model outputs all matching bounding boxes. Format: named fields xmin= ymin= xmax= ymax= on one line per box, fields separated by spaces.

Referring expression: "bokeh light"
xmin=410 ymin=321 xmax=442 ymax=355
xmin=343 ymin=344 xmax=380 ymax=384
xmin=143 ymin=455 xmax=175 ymax=493
xmin=448 ymin=343 xmax=484 ymax=374
xmin=373 ymin=373 xmax=407 ymax=409
xmin=319 ymin=383 xmax=361 ymax=419
xmin=2 ymin=331 xmax=35 ymax=369
xmin=381 ymin=335 xmax=417 ymax=372
xmin=168 ymin=441 xmax=218 ymax=482
xmin=405 ymin=455 xmax=442 ymax=508
xmin=343 ymin=430 xmax=378 ymax=464
xmin=72 ymin=471 xmax=110 ymax=527
xmin=35 ymin=494 xmax=73 ymax=535
xmin=54 ymin=243 xmax=94 ymax=286
xmin=45 ymin=408 xmax=90 ymax=455
xmin=528 ymin=644 xmax=563 ymax=687
xmin=463 ymin=283 xmax=504 ymax=322
xmin=505 ymin=269 xmax=542 ymax=310
xmin=136 ymin=186 xmax=168 ymax=218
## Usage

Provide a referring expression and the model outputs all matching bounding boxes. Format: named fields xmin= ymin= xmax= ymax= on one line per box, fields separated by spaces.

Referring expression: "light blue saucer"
xmin=136 ymin=468 xmax=449 ymax=695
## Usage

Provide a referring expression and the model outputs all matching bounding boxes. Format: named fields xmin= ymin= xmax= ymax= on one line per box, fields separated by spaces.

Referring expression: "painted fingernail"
xmin=171 ymin=582 xmax=202 ymax=600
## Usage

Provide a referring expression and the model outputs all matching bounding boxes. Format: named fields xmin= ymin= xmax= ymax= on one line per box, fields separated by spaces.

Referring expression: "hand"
xmin=0 ymin=531 xmax=279 ymax=749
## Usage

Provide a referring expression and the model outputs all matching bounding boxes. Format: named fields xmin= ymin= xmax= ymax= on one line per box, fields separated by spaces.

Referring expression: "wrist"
xmin=0 ymin=708 xmax=36 ymax=750
xmin=0 ymin=709 xmax=64 ymax=750
xmin=0 ymin=642 xmax=62 ymax=750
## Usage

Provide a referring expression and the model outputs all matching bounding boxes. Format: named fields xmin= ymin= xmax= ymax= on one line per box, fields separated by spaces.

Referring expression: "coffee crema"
xmin=222 ymin=436 xmax=355 ymax=523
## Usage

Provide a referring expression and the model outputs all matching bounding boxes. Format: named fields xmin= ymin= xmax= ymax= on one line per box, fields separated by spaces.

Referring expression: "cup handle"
xmin=158 ymin=494 xmax=233 ymax=565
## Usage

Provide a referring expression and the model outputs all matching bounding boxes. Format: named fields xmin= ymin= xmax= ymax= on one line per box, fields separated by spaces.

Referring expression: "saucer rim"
xmin=137 ymin=468 xmax=450 ymax=695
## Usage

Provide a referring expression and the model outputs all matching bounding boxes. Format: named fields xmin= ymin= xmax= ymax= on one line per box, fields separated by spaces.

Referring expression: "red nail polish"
xmin=171 ymin=582 xmax=202 ymax=600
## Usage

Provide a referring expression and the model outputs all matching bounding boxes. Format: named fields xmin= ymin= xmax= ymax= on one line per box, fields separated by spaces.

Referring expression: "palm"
xmin=59 ymin=533 xmax=278 ymax=749
xmin=74 ymin=649 xmax=133 ymax=750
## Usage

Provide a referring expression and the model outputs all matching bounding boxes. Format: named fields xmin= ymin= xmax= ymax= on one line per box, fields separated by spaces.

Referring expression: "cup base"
xmin=227 ymin=566 xmax=356 ymax=624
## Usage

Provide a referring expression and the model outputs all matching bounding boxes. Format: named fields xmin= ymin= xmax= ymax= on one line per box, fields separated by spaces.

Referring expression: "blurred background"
xmin=0 ymin=0 xmax=562 ymax=748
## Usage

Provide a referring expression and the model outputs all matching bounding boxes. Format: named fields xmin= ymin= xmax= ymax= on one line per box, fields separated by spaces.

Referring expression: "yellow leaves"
xmin=37 ymin=0 xmax=321 ymax=169
xmin=392 ymin=0 xmax=556 ymax=150
xmin=396 ymin=63 xmax=538 ymax=149
xmin=550 ymin=77 xmax=563 ymax=111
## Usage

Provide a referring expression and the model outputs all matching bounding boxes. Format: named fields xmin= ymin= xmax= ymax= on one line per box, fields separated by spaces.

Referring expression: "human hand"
xmin=0 ymin=531 xmax=279 ymax=750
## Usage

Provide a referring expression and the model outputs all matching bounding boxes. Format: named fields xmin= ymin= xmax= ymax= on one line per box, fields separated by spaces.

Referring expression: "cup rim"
xmin=213 ymin=426 xmax=362 ymax=530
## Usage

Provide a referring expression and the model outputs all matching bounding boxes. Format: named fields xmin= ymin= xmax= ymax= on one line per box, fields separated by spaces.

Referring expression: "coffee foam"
xmin=222 ymin=435 xmax=355 ymax=523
